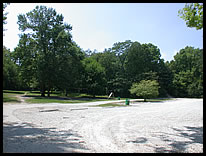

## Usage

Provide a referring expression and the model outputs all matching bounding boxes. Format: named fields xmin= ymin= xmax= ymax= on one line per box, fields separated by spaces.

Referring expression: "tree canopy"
xmin=14 ymin=5 xmax=83 ymax=96
xmin=168 ymin=46 xmax=203 ymax=97
xmin=178 ymin=3 xmax=203 ymax=30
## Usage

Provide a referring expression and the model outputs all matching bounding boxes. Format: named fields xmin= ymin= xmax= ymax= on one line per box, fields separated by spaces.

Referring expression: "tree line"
xmin=3 ymin=5 xmax=203 ymax=98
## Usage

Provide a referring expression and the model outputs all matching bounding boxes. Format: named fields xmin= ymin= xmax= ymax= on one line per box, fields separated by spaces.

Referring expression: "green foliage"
xmin=3 ymin=46 xmax=21 ymax=90
xmin=4 ymin=5 xmax=202 ymax=99
xmin=82 ymin=57 xmax=106 ymax=97
xmin=15 ymin=5 xmax=83 ymax=96
xmin=178 ymin=3 xmax=203 ymax=30
xmin=129 ymin=80 xmax=160 ymax=101
xmin=3 ymin=3 xmax=10 ymax=32
xmin=3 ymin=93 xmax=21 ymax=103
xmin=168 ymin=46 xmax=203 ymax=97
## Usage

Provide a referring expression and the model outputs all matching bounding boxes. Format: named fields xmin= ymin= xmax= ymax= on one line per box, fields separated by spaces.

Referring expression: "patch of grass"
xmin=25 ymin=96 xmax=112 ymax=104
xmin=90 ymin=103 xmax=128 ymax=107
xmin=24 ymin=91 xmax=117 ymax=104
xmin=3 ymin=90 xmax=118 ymax=104
xmin=3 ymin=90 xmax=26 ymax=94
xmin=27 ymin=91 xmax=110 ymax=99
xmin=142 ymin=98 xmax=174 ymax=102
xmin=3 ymin=93 xmax=21 ymax=103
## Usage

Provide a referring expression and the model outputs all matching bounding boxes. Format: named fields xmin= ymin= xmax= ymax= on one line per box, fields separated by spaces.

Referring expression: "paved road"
xmin=3 ymin=98 xmax=203 ymax=153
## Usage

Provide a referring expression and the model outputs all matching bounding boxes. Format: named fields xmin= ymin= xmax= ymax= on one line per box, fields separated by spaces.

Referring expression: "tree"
xmin=112 ymin=40 xmax=133 ymax=74
xmin=13 ymin=34 xmax=38 ymax=90
xmin=3 ymin=3 xmax=10 ymax=32
xmin=108 ymin=41 xmax=133 ymax=97
xmin=168 ymin=46 xmax=203 ymax=97
xmin=125 ymin=42 xmax=162 ymax=82
xmin=3 ymin=46 xmax=20 ymax=90
xmin=129 ymin=80 xmax=160 ymax=102
xmin=91 ymin=49 xmax=119 ymax=95
xmin=16 ymin=5 xmax=79 ymax=96
xmin=178 ymin=3 xmax=203 ymax=30
xmin=82 ymin=57 xmax=106 ymax=97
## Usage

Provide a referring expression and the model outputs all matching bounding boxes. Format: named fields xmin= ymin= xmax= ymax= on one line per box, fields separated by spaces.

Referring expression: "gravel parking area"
xmin=3 ymin=98 xmax=203 ymax=153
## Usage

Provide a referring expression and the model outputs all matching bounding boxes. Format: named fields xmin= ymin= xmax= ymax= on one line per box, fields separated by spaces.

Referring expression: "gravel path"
xmin=3 ymin=98 xmax=203 ymax=153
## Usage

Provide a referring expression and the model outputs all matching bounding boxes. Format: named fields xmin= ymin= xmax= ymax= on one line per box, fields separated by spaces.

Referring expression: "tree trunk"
xmin=40 ymin=84 xmax=45 ymax=97
xmin=47 ymin=88 xmax=50 ymax=97
xmin=41 ymin=90 xmax=45 ymax=97
xmin=65 ymin=89 xmax=68 ymax=97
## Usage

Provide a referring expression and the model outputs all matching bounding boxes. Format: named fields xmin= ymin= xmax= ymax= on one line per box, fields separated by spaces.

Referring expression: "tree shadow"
xmin=24 ymin=95 xmax=107 ymax=101
xmin=155 ymin=126 xmax=203 ymax=153
xmin=126 ymin=137 xmax=148 ymax=144
xmin=3 ymin=122 xmax=90 ymax=153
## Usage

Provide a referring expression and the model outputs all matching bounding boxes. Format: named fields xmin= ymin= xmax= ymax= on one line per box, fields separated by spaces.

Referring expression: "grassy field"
xmin=90 ymin=103 xmax=128 ymax=107
xmin=3 ymin=90 xmax=173 ymax=104
xmin=3 ymin=90 xmax=24 ymax=103
xmin=3 ymin=90 xmax=117 ymax=104
xmin=25 ymin=97 xmax=112 ymax=104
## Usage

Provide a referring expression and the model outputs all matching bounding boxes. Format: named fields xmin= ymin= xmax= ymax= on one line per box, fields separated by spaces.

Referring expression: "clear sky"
xmin=3 ymin=3 xmax=203 ymax=62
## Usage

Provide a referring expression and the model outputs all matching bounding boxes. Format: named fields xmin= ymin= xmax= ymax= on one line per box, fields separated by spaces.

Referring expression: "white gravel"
xmin=3 ymin=98 xmax=203 ymax=153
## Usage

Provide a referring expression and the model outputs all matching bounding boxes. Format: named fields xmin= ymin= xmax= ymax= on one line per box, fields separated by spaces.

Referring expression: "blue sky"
xmin=3 ymin=3 xmax=203 ymax=62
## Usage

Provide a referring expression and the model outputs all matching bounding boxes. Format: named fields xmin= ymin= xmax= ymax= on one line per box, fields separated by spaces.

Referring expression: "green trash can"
xmin=125 ymin=98 xmax=130 ymax=105
xmin=118 ymin=97 xmax=120 ymax=100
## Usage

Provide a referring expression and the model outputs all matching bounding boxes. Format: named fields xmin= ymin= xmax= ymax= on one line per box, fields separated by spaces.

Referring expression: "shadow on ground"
xmin=3 ymin=122 xmax=89 ymax=153
xmin=24 ymin=95 xmax=108 ymax=101
xmin=155 ymin=126 xmax=203 ymax=153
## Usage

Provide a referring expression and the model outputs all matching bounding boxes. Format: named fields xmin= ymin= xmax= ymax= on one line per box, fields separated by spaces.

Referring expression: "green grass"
xmin=3 ymin=92 xmax=21 ymax=103
xmin=24 ymin=90 xmax=116 ymax=104
xmin=25 ymin=97 xmax=110 ymax=104
xmin=141 ymin=98 xmax=173 ymax=102
xmin=3 ymin=90 xmax=173 ymax=104
xmin=90 ymin=103 xmax=128 ymax=107
xmin=3 ymin=90 xmax=26 ymax=94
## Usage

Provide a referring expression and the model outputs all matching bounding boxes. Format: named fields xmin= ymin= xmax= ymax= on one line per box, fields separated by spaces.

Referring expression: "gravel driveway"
xmin=3 ymin=98 xmax=203 ymax=153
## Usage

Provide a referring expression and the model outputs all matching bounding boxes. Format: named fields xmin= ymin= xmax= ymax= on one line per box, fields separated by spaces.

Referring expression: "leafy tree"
xmin=13 ymin=34 xmax=38 ymax=90
xmin=112 ymin=40 xmax=133 ymax=74
xmin=3 ymin=46 xmax=20 ymax=90
xmin=109 ymin=40 xmax=134 ymax=97
xmin=16 ymin=5 xmax=79 ymax=96
xmin=91 ymin=49 xmax=119 ymax=95
xmin=125 ymin=42 xmax=162 ymax=82
xmin=82 ymin=57 xmax=106 ymax=97
xmin=129 ymin=80 xmax=160 ymax=102
xmin=178 ymin=3 xmax=203 ymax=30
xmin=3 ymin=3 xmax=10 ymax=32
xmin=168 ymin=46 xmax=203 ymax=97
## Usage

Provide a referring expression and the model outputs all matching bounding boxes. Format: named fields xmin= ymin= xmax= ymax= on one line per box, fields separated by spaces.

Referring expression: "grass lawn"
xmin=24 ymin=90 xmax=116 ymax=103
xmin=90 ymin=103 xmax=128 ymax=107
xmin=25 ymin=97 xmax=112 ymax=104
xmin=3 ymin=90 xmax=23 ymax=103
xmin=3 ymin=90 xmax=117 ymax=104
xmin=3 ymin=90 xmax=174 ymax=104
xmin=140 ymin=98 xmax=173 ymax=102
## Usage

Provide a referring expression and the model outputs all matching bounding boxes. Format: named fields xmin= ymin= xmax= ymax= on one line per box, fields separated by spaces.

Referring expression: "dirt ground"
xmin=3 ymin=98 xmax=203 ymax=153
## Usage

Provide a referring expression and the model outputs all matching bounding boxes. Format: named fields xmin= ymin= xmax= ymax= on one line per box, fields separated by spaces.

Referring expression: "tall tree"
xmin=13 ymin=34 xmax=38 ymax=90
xmin=169 ymin=46 xmax=203 ymax=97
xmin=81 ymin=57 xmax=106 ymax=97
xmin=91 ymin=49 xmax=119 ymax=95
xmin=16 ymin=5 xmax=79 ymax=96
xmin=3 ymin=46 xmax=20 ymax=90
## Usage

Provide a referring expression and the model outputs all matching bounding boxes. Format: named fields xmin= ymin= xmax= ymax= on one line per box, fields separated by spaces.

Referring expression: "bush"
xmin=129 ymin=80 xmax=160 ymax=101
